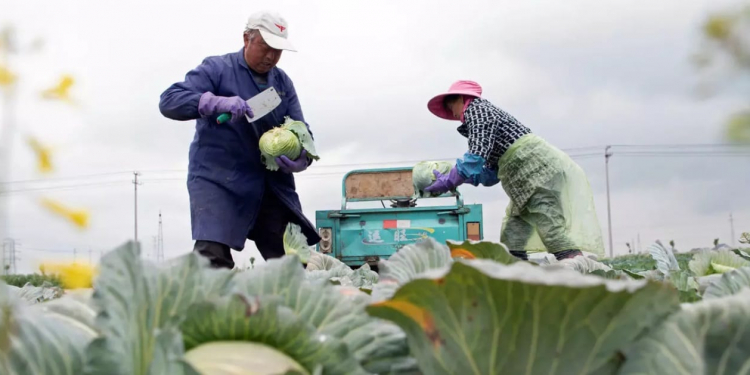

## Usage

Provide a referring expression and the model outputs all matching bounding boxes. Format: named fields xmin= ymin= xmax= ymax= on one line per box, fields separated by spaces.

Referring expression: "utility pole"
xmin=73 ymin=248 xmax=77 ymax=263
xmin=0 ymin=28 xmax=18 ymax=262
xmin=730 ymin=213 xmax=736 ymax=247
xmin=88 ymin=248 xmax=92 ymax=264
xmin=637 ymin=233 xmax=642 ymax=253
xmin=9 ymin=239 xmax=15 ymax=274
xmin=2 ymin=239 xmax=16 ymax=274
xmin=604 ymin=146 xmax=614 ymax=257
xmin=157 ymin=211 xmax=164 ymax=262
xmin=0 ymin=28 xmax=42 ymax=271
xmin=2 ymin=240 xmax=7 ymax=275
xmin=151 ymin=236 xmax=157 ymax=260
xmin=132 ymin=171 xmax=142 ymax=244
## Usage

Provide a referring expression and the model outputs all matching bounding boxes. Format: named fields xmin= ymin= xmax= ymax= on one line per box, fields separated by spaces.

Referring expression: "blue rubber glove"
xmin=456 ymin=153 xmax=499 ymax=187
xmin=424 ymin=166 xmax=467 ymax=195
xmin=277 ymin=150 xmax=310 ymax=174
xmin=198 ymin=92 xmax=254 ymax=123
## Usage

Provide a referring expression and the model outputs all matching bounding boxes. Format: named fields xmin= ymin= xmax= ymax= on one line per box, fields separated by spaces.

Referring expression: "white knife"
xmin=215 ymin=86 xmax=282 ymax=124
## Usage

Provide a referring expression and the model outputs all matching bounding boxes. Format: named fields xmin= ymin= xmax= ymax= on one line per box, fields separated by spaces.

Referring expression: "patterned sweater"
xmin=455 ymin=98 xmax=532 ymax=186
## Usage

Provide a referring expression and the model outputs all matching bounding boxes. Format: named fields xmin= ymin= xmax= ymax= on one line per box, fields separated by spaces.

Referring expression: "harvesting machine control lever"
xmin=390 ymin=199 xmax=417 ymax=208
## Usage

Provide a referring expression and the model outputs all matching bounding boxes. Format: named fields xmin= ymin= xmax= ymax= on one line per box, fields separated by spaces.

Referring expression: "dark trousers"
xmin=193 ymin=191 xmax=297 ymax=269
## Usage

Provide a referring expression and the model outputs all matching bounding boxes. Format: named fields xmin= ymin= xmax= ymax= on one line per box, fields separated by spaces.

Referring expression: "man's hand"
xmin=276 ymin=150 xmax=309 ymax=174
xmin=198 ymin=92 xmax=254 ymax=123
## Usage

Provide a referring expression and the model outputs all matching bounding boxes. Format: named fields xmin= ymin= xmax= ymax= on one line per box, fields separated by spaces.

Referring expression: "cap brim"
xmin=428 ymin=94 xmax=456 ymax=121
xmin=427 ymin=90 xmax=481 ymax=121
xmin=259 ymin=29 xmax=297 ymax=52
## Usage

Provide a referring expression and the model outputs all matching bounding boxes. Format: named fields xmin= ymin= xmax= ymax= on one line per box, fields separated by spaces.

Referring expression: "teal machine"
xmin=315 ymin=167 xmax=484 ymax=269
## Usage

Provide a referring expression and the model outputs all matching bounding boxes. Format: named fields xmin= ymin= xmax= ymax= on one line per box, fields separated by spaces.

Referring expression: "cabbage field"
xmin=1 ymin=229 xmax=750 ymax=375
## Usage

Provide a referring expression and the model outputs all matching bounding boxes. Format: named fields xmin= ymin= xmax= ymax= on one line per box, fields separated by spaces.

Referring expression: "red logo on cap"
xmin=275 ymin=23 xmax=286 ymax=32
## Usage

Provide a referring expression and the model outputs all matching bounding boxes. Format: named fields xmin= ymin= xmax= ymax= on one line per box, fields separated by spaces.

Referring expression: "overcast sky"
xmin=1 ymin=0 xmax=749 ymax=273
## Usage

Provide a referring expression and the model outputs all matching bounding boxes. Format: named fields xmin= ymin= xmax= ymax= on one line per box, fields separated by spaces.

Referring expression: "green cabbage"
xmin=11 ymin=232 xmax=750 ymax=374
xmin=282 ymin=223 xmax=379 ymax=292
xmin=259 ymin=117 xmax=320 ymax=171
xmin=689 ymin=249 xmax=750 ymax=276
xmin=183 ymin=342 xmax=309 ymax=375
xmin=259 ymin=127 xmax=301 ymax=162
xmin=412 ymin=161 xmax=453 ymax=198
xmin=282 ymin=222 xmax=312 ymax=263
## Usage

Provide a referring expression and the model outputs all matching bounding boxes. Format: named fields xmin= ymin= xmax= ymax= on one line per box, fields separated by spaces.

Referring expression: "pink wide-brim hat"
xmin=427 ymin=80 xmax=483 ymax=121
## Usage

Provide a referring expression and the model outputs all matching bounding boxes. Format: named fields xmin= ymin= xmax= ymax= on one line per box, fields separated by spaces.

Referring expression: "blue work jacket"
xmin=159 ymin=48 xmax=320 ymax=250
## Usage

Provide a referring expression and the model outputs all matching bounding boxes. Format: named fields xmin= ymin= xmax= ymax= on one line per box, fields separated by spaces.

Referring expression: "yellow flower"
xmin=40 ymin=198 xmax=90 ymax=229
xmin=27 ymin=136 xmax=53 ymax=173
xmin=41 ymin=262 xmax=97 ymax=289
xmin=727 ymin=112 xmax=750 ymax=144
xmin=704 ymin=14 xmax=734 ymax=40
xmin=0 ymin=65 xmax=16 ymax=87
xmin=41 ymin=75 xmax=75 ymax=102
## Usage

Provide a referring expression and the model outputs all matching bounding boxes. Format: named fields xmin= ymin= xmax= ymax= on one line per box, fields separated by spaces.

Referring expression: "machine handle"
xmin=328 ymin=213 xmax=361 ymax=219
xmin=437 ymin=208 xmax=471 ymax=216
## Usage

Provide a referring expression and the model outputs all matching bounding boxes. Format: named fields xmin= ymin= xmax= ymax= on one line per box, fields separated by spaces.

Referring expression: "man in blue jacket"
xmin=159 ymin=11 xmax=320 ymax=269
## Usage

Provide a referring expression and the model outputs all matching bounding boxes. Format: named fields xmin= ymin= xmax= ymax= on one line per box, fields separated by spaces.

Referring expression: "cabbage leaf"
xmin=620 ymin=289 xmax=750 ymax=374
xmin=703 ymin=266 xmax=750 ymax=299
xmin=367 ymin=259 xmax=680 ymax=375
xmin=0 ymin=282 xmax=95 ymax=375
xmin=371 ymin=238 xmax=453 ymax=303
xmin=689 ymin=249 xmax=750 ymax=276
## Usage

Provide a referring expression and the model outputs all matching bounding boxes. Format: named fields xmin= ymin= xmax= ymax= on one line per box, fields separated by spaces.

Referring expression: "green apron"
xmin=497 ymin=134 xmax=605 ymax=256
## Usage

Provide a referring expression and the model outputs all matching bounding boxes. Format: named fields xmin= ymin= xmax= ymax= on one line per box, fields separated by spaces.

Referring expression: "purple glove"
xmin=276 ymin=150 xmax=310 ymax=174
xmin=424 ymin=166 xmax=467 ymax=194
xmin=198 ymin=92 xmax=254 ymax=123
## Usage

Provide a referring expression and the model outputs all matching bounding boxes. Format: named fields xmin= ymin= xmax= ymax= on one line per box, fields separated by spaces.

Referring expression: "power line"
xmin=0 ymin=144 xmax=747 ymax=192
xmin=614 ymin=151 xmax=750 ymax=157
xmin=559 ymin=146 xmax=606 ymax=153
xmin=569 ymin=153 xmax=606 ymax=159
xmin=1 ymin=149 xmax=745 ymax=189
xmin=611 ymin=143 xmax=750 ymax=148
xmin=15 ymin=245 xmax=75 ymax=253
xmin=118 ymin=154 xmax=634 ymax=184
xmin=0 ymin=181 xmax=127 ymax=195
xmin=614 ymin=218 xmax=745 ymax=232
xmin=1 ymin=144 xmax=744 ymax=184
xmin=0 ymin=171 xmax=132 ymax=185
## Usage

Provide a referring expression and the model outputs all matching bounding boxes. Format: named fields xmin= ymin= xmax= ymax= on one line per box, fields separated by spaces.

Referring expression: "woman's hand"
xmin=424 ymin=167 xmax=467 ymax=194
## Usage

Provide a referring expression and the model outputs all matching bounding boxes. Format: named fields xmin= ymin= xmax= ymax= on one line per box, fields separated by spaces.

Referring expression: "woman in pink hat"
xmin=424 ymin=80 xmax=605 ymax=260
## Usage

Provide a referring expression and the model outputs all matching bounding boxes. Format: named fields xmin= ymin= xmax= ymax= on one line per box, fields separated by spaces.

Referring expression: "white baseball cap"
xmin=245 ymin=11 xmax=296 ymax=52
